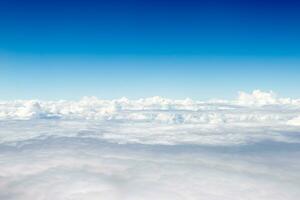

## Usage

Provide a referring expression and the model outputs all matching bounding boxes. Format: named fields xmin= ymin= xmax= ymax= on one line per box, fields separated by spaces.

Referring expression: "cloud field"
xmin=0 ymin=90 xmax=300 ymax=200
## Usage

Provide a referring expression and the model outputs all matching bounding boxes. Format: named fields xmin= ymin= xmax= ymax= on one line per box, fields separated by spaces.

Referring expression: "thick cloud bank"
xmin=0 ymin=90 xmax=300 ymax=200
xmin=1 ymin=90 xmax=300 ymax=124
xmin=1 ymin=90 xmax=300 ymax=146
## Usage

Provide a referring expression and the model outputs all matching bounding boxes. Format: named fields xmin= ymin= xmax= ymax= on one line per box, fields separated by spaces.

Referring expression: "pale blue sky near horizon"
xmin=1 ymin=53 xmax=299 ymax=100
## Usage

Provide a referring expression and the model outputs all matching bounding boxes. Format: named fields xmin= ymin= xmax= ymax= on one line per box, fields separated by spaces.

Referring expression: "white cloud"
xmin=237 ymin=90 xmax=278 ymax=105
xmin=1 ymin=90 xmax=300 ymax=199
xmin=0 ymin=90 xmax=299 ymax=146
xmin=287 ymin=116 xmax=300 ymax=126
xmin=0 ymin=90 xmax=300 ymax=122
xmin=0 ymin=137 xmax=300 ymax=200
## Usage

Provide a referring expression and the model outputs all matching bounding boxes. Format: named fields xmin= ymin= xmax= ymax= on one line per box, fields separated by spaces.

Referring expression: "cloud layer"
xmin=0 ymin=90 xmax=300 ymax=200
xmin=1 ymin=90 xmax=300 ymax=146
xmin=1 ymin=90 xmax=300 ymax=124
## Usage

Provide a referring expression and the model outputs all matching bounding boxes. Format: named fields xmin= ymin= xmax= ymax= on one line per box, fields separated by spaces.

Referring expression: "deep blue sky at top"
xmin=0 ymin=0 xmax=300 ymax=100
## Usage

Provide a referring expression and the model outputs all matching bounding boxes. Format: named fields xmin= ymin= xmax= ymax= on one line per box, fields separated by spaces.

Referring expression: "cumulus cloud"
xmin=0 ymin=90 xmax=300 ymax=122
xmin=0 ymin=90 xmax=300 ymax=146
xmin=236 ymin=90 xmax=300 ymax=106
xmin=0 ymin=90 xmax=300 ymax=199
xmin=237 ymin=90 xmax=278 ymax=105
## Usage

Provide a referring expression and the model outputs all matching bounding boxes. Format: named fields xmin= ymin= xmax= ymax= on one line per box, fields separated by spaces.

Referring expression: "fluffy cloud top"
xmin=1 ymin=90 xmax=300 ymax=122
xmin=0 ymin=90 xmax=300 ymax=146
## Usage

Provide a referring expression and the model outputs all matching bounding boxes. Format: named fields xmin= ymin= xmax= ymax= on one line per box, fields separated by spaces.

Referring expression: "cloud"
xmin=287 ymin=116 xmax=300 ymax=126
xmin=237 ymin=90 xmax=278 ymax=105
xmin=1 ymin=90 xmax=300 ymax=199
xmin=0 ymin=90 xmax=300 ymax=146
xmin=0 ymin=90 xmax=299 ymax=121
xmin=237 ymin=90 xmax=300 ymax=106
xmin=0 ymin=137 xmax=300 ymax=200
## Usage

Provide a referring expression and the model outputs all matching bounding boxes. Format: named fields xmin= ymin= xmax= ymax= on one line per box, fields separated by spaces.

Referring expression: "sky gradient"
xmin=1 ymin=0 xmax=300 ymax=100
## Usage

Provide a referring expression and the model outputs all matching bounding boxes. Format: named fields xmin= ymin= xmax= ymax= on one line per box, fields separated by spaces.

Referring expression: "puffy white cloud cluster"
xmin=0 ymin=96 xmax=198 ymax=120
xmin=1 ymin=90 xmax=300 ymax=125
xmin=237 ymin=90 xmax=300 ymax=106
xmin=0 ymin=90 xmax=300 ymax=146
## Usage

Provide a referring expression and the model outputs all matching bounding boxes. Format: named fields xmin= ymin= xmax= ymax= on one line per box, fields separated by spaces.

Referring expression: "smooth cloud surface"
xmin=0 ymin=90 xmax=300 ymax=200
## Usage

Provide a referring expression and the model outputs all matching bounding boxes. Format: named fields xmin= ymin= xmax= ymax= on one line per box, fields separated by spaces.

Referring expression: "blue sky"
xmin=1 ymin=0 xmax=300 ymax=100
